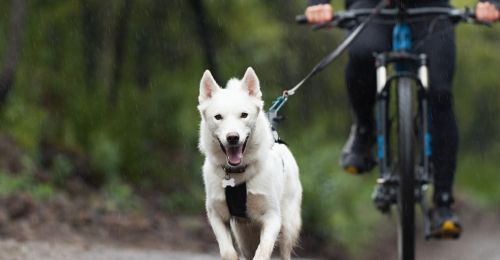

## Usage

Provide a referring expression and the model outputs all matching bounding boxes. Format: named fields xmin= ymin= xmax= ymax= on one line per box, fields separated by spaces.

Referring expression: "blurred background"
xmin=0 ymin=0 xmax=499 ymax=259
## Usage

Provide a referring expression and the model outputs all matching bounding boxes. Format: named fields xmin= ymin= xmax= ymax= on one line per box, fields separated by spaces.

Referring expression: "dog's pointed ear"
xmin=199 ymin=70 xmax=220 ymax=103
xmin=241 ymin=67 xmax=262 ymax=99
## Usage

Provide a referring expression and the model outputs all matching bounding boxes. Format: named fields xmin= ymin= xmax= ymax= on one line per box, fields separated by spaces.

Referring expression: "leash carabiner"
xmin=266 ymin=93 xmax=288 ymax=129
xmin=268 ymin=93 xmax=289 ymax=114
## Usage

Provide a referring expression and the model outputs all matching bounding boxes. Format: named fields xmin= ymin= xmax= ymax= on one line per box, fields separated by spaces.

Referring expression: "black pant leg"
xmin=345 ymin=2 xmax=458 ymax=204
xmin=412 ymin=18 xmax=458 ymax=201
xmin=345 ymin=4 xmax=392 ymax=128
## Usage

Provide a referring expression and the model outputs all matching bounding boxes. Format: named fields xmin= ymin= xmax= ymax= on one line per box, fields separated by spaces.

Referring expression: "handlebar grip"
xmin=295 ymin=15 xmax=309 ymax=24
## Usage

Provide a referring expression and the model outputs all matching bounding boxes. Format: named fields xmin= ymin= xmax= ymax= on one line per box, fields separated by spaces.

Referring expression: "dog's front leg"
xmin=207 ymin=208 xmax=239 ymax=260
xmin=253 ymin=213 xmax=281 ymax=260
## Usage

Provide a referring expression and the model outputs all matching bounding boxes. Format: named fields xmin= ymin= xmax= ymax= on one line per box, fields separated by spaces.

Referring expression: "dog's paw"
xmin=252 ymin=248 xmax=271 ymax=260
xmin=221 ymin=250 xmax=239 ymax=260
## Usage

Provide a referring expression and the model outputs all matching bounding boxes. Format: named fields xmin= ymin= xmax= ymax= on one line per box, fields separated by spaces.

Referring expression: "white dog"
xmin=198 ymin=67 xmax=302 ymax=260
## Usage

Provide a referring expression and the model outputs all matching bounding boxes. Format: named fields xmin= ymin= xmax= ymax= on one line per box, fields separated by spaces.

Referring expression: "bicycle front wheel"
xmin=397 ymin=77 xmax=416 ymax=260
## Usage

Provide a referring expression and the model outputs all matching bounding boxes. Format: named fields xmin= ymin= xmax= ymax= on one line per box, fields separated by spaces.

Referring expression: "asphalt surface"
xmin=0 ymin=212 xmax=498 ymax=260
xmin=0 ymin=239 xmax=317 ymax=260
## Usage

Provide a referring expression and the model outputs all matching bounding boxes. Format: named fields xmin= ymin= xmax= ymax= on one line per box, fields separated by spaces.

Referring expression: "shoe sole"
xmin=344 ymin=166 xmax=360 ymax=174
xmin=342 ymin=161 xmax=376 ymax=175
xmin=432 ymin=220 xmax=462 ymax=239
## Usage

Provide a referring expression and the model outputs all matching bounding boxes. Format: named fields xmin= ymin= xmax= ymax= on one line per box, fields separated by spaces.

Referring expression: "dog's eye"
xmin=214 ymin=114 xmax=223 ymax=120
xmin=241 ymin=113 xmax=248 ymax=119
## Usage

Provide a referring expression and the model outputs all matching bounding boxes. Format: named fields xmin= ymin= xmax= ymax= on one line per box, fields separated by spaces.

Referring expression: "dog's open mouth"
xmin=219 ymin=137 xmax=249 ymax=166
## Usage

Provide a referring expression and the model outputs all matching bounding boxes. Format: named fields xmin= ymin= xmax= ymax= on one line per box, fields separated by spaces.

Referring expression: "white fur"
xmin=198 ymin=68 xmax=302 ymax=260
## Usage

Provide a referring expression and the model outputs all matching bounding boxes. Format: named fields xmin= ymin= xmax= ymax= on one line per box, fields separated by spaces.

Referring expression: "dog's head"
xmin=198 ymin=67 xmax=263 ymax=166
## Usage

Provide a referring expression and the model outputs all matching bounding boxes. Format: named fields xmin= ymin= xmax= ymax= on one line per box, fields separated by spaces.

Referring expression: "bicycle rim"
xmin=396 ymin=77 xmax=416 ymax=260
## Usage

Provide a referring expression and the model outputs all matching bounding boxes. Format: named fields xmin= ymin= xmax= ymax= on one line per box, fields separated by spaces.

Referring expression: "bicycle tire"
xmin=396 ymin=77 xmax=416 ymax=260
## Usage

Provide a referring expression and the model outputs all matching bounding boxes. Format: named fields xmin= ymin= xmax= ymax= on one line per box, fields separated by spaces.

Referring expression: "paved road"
xmin=1 ymin=232 xmax=500 ymax=260
xmin=373 ymin=211 xmax=500 ymax=260
xmin=416 ymin=217 xmax=500 ymax=260
xmin=0 ymin=213 xmax=498 ymax=260
xmin=0 ymin=239 xmax=317 ymax=260
xmin=0 ymin=240 xmax=215 ymax=260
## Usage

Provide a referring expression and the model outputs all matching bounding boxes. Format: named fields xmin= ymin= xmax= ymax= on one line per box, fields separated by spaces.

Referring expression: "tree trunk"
xmin=80 ymin=0 xmax=101 ymax=92
xmin=108 ymin=0 xmax=134 ymax=105
xmin=0 ymin=0 xmax=27 ymax=104
xmin=188 ymin=0 xmax=219 ymax=80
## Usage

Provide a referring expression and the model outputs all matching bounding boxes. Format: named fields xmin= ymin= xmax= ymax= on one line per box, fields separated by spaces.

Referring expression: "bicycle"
xmin=296 ymin=2 xmax=492 ymax=259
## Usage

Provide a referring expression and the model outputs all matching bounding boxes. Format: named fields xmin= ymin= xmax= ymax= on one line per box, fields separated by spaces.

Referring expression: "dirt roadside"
xmin=0 ymin=193 xmax=499 ymax=260
xmin=1 ymin=210 xmax=499 ymax=260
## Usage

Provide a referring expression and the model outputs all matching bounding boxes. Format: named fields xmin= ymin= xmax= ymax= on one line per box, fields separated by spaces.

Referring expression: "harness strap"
xmin=225 ymin=183 xmax=247 ymax=218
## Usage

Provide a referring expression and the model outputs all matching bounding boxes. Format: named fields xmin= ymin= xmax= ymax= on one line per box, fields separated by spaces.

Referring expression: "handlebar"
xmin=295 ymin=15 xmax=308 ymax=24
xmin=296 ymin=7 xmax=490 ymax=30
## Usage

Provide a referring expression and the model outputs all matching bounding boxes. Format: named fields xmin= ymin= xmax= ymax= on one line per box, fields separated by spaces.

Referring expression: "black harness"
xmin=223 ymin=127 xmax=284 ymax=219
xmin=223 ymin=165 xmax=248 ymax=218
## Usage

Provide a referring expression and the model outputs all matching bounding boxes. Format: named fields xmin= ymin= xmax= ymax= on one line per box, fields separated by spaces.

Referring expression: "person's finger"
xmin=320 ymin=9 xmax=328 ymax=22
xmin=485 ymin=6 xmax=498 ymax=21
xmin=323 ymin=4 xmax=333 ymax=21
xmin=305 ymin=6 xmax=319 ymax=23
xmin=314 ymin=10 xmax=322 ymax=23
xmin=313 ymin=6 xmax=323 ymax=23
xmin=489 ymin=4 xmax=500 ymax=20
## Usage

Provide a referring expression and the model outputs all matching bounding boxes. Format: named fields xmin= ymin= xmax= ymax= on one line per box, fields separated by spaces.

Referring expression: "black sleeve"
xmin=480 ymin=0 xmax=499 ymax=6
xmin=308 ymin=0 xmax=331 ymax=6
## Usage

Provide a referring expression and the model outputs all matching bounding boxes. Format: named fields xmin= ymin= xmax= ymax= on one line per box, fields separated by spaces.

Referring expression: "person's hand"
xmin=476 ymin=1 xmax=500 ymax=22
xmin=305 ymin=4 xmax=333 ymax=24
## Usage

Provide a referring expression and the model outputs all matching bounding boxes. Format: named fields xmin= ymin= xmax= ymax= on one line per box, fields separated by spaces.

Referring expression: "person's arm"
xmin=308 ymin=0 xmax=330 ymax=6
xmin=305 ymin=0 xmax=333 ymax=24
xmin=476 ymin=0 xmax=500 ymax=22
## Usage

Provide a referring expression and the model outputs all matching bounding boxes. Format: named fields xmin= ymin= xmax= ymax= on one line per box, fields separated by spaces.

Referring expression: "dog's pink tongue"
xmin=227 ymin=146 xmax=243 ymax=166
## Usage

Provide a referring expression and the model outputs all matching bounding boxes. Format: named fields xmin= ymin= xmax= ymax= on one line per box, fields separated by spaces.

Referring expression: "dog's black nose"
xmin=226 ymin=132 xmax=240 ymax=145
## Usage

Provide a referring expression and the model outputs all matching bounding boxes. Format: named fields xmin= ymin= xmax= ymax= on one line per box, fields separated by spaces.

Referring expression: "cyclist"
xmin=304 ymin=0 xmax=499 ymax=237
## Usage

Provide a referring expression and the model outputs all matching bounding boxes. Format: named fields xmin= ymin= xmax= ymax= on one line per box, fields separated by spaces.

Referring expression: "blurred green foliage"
xmin=0 ymin=171 xmax=54 ymax=201
xmin=0 ymin=0 xmax=499 ymax=257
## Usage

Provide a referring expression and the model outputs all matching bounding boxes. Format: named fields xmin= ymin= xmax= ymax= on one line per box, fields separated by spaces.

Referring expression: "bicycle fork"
xmin=374 ymin=53 xmax=434 ymax=238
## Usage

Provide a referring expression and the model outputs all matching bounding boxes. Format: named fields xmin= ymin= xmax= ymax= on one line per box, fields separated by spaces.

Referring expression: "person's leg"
xmin=413 ymin=19 xmax=458 ymax=205
xmin=345 ymin=2 xmax=392 ymax=129
xmin=413 ymin=15 xmax=461 ymax=237
xmin=341 ymin=1 xmax=392 ymax=173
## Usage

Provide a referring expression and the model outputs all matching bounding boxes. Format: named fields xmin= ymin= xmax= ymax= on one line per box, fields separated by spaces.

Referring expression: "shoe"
xmin=341 ymin=124 xmax=376 ymax=174
xmin=430 ymin=193 xmax=462 ymax=239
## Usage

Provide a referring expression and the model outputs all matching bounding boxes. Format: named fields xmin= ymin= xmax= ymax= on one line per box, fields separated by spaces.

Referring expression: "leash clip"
xmin=269 ymin=94 xmax=288 ymax=113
